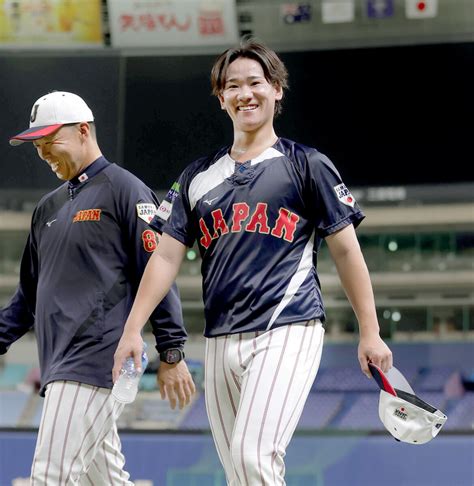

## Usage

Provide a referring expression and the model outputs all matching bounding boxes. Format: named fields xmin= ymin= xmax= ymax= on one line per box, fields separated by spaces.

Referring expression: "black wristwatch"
xmin=159 ymin=348 xmax=185 ymax=364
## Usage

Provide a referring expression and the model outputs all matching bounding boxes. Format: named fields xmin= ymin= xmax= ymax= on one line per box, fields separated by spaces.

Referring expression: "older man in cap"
xmin=1 ymin=91 xmax=195 ymax=484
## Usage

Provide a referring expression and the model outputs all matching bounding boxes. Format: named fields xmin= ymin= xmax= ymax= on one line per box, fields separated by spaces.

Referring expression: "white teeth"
xmin=239 ymin=105 xmax=257 ymax=111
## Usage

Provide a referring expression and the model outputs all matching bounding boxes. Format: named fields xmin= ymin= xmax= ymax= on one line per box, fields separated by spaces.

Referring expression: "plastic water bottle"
xmin=112 ymin=342 xmax=149 ymax=404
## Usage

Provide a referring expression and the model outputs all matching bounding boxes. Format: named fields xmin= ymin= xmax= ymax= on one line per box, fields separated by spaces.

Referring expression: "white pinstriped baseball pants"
xmin=30 ymin=380 xmax=133 ymax=485
xmin=205 ymin=320 xmax=324 ymax=486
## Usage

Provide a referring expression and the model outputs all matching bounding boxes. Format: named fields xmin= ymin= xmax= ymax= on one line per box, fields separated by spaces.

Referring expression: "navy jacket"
xmin=0 ymin=157 xmax=186 ymax=395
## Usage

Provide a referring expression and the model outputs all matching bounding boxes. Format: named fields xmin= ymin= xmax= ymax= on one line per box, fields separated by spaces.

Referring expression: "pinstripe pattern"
xmin=31 ymin=381 xmax=53 ymax=481
xmin=58 ymin=383 xmax=81 ymax=484
xmin=30 ymin=381 xmax=133 ymax=485
xmin=205 ymin=320 xmax=324 ymax=485
xmin=44 ymin=381 xmax=67 ymax=483
xmin=206 ymin=336 xmax=236 ymax=484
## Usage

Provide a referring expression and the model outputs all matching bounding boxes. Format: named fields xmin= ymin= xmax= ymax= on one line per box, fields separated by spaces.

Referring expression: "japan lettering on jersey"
xmin=198 ymin=203 xmax=300 ymax=249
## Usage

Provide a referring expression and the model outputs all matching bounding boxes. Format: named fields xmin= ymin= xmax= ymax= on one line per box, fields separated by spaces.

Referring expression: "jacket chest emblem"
xmin=73 ymin=209 xmax=102 ymax=223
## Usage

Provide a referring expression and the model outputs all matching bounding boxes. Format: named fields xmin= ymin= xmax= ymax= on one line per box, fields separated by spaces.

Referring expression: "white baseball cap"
xmin=368 ymin=363 xmax=447 ymax=445
xmin=9 ymin=91 xmax=94 ymax=146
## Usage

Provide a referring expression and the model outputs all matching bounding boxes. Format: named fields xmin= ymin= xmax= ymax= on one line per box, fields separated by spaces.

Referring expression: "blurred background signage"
xmin=0 ymin=0 xmax=103 ymax=47
xmin=107 ymin=0 xmax=239 ymax=48
xmin=237 ymin=0 xmax=472 ymax=50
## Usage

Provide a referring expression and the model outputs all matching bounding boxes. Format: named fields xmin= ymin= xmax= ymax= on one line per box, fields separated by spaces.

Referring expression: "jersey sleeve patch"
xmin=136 ymin=203 xmax=158 ymax=223
xmin=156 ymin=200 xmax=172 ymax=222
xmin=334 ymin=183 xmax=355 ymax=208
xmin=166 ymin=182 xmax=180 ymax=201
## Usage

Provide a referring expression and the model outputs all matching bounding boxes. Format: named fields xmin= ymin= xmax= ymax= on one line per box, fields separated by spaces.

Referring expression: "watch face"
xmin=167 ymin=349 xmax=181 ymax=363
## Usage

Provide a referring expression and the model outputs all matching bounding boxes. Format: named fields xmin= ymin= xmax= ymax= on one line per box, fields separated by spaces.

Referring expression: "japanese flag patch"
xmin=156 ymin=200 xmax=172 ymax=222
xmin=136 ymin=203 xmax=157 ymax=223
xmin=334 ymin=183 xmax=355 ymax=207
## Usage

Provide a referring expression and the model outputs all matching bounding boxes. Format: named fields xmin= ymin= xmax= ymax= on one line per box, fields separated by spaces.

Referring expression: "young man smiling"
xmin=1 ymin=91 xmax=195 ymax=484
xmin=114 ymin=40 xmax=392 ymax=485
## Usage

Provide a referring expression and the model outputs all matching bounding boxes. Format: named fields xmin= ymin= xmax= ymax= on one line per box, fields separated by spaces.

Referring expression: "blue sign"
xmin=281 ymin=3 xmax=312 ymax=24
xmin=367 ymin=0 xmax=394 ymax=18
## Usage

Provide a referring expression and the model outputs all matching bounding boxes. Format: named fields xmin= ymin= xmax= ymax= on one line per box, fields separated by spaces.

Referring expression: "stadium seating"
xmin=416 ymin=366 xmax=458 ymax=391
xmin=313 ymin=366 xmax=375 ymax=392
xmin=0 ymin=362 xmax=472 ymax=432
xmin=297 ymin=393 xmax=344 ymax=429
xmin=333 ymin=393 xmax=383 ymax=430
xmin=179 ymin=393 xmax=209 ymax=430
xmin=444 ymin=394 xmax=474 ymax=430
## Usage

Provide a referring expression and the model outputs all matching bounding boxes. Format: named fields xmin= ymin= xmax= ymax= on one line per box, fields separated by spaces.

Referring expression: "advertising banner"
xmin=0 ymin=0 xmax=103 ymax=48
xmin=108 ymin=0 xmax=238 ymax=48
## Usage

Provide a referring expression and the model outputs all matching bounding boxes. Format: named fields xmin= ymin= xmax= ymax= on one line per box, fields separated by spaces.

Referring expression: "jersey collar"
xmin=69 ymin=156 xmax=110 ymax=188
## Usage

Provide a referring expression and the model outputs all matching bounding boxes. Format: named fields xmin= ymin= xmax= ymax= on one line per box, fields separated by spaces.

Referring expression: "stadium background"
xmin=0 ymin=1 xmax=473 ymax=485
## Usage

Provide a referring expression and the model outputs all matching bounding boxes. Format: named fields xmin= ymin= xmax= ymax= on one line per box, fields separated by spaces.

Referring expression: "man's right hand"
xmin=113 ymin=331 xmax=144 ymax=382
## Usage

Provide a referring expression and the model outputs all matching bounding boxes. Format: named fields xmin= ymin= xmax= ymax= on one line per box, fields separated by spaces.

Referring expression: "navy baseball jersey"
xmin=151 ymin=138 xmax=364 ymax=337
xmin=0 ymin=157 xmax=186 ymax=395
